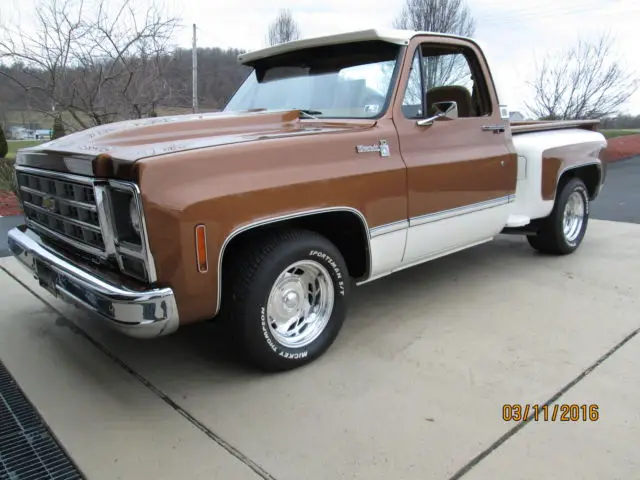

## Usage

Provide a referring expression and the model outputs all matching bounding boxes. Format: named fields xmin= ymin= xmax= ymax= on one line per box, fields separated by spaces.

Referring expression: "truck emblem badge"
xmin=42 ymin=196 xmax=56 ymax=212
xmin=379 ymin=140 xmax=390 ymax=157
xmin=356 ymin=140 xmax=390 ymax=157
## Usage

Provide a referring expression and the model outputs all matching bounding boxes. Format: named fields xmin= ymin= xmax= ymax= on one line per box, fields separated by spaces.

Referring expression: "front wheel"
xmin=527 ymin=177 xmax=590 ymax=255
xmin=227 ymin=229 xmax=349 ymax=372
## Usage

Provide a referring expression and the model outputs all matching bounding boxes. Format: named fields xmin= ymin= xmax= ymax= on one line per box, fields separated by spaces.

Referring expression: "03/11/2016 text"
xmin=502 ymin=404 xmax=600 ymax=422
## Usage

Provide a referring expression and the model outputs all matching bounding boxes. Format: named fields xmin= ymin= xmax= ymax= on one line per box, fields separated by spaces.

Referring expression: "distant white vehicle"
xmin=18 ymin=131 xmax=35 ymax=140
xmin=8 ymin=127 xmax=30 ymax=140
xmin=7 ymin=127 xmax=50 ymax=140
xmin=16 ymin=130 xmax=36 ymax=140
xmin=34 ymin=129 xmax=51 ymax=140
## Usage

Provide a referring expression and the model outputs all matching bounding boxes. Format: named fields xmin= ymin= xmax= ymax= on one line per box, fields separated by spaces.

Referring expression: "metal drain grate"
xmin=0 ymin=361 xmax=84 ymax=480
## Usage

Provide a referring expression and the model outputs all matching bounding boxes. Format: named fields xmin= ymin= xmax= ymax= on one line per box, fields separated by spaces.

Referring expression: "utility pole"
xmin=192 ymin=23 xmax=198 ymax=114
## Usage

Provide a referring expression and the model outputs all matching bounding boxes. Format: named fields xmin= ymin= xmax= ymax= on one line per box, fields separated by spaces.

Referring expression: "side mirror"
xmin=416 ymin=101 xmax=459 ymax=127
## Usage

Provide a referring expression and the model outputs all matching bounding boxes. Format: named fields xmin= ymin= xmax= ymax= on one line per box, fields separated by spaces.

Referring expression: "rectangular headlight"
xmin=103 ymin=180 xmax=157 ymax=283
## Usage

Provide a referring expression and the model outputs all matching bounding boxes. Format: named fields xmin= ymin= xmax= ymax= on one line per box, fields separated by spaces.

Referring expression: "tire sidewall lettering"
xmin=259 ymin=305 xmax=310 ymax=359
xmin=260 ymin=306 xmax=278 ymax=352
xmin=278 ymin=350 xmax=309 ymax=360
xmin=308 ymin=249 xmax=346 ymax=296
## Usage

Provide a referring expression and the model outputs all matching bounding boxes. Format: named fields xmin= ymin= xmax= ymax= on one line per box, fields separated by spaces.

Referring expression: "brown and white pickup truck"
xmin=8 ymin=29 xmax=607 ymax=371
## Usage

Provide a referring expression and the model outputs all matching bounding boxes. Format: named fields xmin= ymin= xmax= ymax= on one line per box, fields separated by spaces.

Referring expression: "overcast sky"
xmin=3 ymin=0 xmax=639 ymax=115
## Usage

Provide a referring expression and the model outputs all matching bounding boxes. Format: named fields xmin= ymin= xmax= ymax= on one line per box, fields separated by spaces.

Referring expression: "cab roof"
xmin=237 ymin=28 xmax=472 ymax=64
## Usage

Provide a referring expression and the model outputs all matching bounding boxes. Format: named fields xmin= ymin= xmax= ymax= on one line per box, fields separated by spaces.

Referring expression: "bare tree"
xmin=393 ymin=0 xmax=475 ymax=91
xmin=526 ymin=34 xmax=639 ymax=120
xmin=0 ymin=0 xmax=181 ymax=131
xmin=394 ymin=0 xmax=475 ymax=36
xmin=266 ymin=9 xmax=301 ymax=47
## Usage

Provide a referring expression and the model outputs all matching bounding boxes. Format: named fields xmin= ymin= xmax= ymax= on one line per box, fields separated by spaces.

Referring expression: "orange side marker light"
xmin=195 ymin=224 xmax=208 ymax=273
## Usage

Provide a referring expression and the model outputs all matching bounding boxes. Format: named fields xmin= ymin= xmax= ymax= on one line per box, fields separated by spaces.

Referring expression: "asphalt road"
xmin=590 ymin=156 xmax=640 ymax=224
xmin=1 ymin=155 xmax=638 ymax=257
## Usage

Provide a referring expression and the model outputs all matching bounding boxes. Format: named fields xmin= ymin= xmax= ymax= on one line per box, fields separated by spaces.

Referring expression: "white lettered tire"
xmin=528 ymin=177 xmax=590 ymax=255
xmin=227 ymin=228 xmax=349 ymax=371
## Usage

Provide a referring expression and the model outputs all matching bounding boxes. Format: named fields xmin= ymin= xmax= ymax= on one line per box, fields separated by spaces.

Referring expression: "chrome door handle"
xmin=482 ymin=124 xmax=506 ymax=133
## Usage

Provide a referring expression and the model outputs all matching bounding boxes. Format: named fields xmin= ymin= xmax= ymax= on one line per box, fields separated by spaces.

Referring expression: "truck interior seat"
xmin=426 ymin=85 xmax=473 ymax=117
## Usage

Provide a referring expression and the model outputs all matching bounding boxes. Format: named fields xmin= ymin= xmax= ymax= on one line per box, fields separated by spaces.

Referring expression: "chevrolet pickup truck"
xmin=8 ymin=29 xmax=607 ymax=371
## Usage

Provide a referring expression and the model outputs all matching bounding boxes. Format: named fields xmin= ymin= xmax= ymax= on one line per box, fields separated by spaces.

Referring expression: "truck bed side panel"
xmin=510 ymin=128 xmax=606 ymax=221
xmin=541 ymin=141 xmax=605 ymax=201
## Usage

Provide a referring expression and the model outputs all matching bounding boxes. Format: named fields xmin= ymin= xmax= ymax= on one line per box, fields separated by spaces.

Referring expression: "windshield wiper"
xmin=297 ymin=109 xmax=323 ymax=120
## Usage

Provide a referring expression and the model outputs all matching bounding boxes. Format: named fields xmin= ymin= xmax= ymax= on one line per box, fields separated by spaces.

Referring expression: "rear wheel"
xmin=226 ymin=228 xmax=349 ymax=372
xmin=527 ymin=177 xmax=589 ymax=255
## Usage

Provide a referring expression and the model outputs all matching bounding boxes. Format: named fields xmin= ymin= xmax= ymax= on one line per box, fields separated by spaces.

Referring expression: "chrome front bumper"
xmin=7 ymin=225 xmax=179 ymax=339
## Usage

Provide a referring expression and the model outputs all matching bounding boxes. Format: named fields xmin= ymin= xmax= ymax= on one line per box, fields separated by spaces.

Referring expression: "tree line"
xmin=0 ymin=47 xmax=250 ymax=124
xmin=0 ymin=0 xmax=638 ymax=134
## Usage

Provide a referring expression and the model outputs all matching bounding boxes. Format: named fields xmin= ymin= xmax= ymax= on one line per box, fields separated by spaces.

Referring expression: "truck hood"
xmin=16 ymin=109 xmax=376 ymax=178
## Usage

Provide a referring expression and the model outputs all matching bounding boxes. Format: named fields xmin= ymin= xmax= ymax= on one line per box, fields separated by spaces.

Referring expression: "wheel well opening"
xmin=288 ymin=212 xmax=370 ymax=279
xmin=220 ymin=211 xmax=370 ymax=301
xmin=559 ymin=164 xmax=601 ymax=199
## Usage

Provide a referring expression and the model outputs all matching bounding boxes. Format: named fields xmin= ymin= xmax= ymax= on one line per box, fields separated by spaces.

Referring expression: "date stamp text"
xmin=502 ymin=404 xmax=600 ymax=422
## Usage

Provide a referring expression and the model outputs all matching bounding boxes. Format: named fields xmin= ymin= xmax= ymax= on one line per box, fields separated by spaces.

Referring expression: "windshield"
xmin=224 ymin=40 xmax=401 ymax=119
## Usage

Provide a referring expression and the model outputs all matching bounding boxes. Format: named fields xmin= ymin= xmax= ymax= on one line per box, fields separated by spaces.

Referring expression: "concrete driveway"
xmin=1 ymin=218 xmax=639 ymax=480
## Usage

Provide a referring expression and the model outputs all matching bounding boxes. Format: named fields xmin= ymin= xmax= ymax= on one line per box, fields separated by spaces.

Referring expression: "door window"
xmin=401 ymin=43 xmax=492 ymax=119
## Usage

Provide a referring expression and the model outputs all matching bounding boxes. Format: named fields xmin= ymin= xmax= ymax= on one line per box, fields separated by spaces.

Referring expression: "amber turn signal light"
xmin=195 ymin=224 xmax=208 ymax=273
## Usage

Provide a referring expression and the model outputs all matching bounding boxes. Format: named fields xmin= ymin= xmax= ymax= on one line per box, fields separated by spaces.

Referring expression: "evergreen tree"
xmin=0 ymin=124 xmax=7 ymax=158
xmin=51 ymin=115 xmax=65 ymax=140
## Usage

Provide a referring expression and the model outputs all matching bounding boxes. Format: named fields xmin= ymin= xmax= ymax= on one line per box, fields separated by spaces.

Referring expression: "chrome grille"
xmin=14 ymin=165 xmax=158 ymax=284
xmin=17 ymin=171 xmax=105 ymax=252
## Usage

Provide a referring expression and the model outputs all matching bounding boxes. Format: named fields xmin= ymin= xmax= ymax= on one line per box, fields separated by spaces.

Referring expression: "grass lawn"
xmin=5 ymin=140 xmax=44 ymax=160
xmin=600 ymin=129 xmax=640 ymax=139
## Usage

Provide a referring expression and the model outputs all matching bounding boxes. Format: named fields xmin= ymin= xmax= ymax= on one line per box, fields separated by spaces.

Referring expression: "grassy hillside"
xmin=601 ymin=129 xmax=640 ymax=139
xmin=6 ymin=140 xmax=44 ymax=160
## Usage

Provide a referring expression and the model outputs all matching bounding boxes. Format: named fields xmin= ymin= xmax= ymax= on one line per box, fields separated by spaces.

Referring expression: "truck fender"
xmin=215 ymin=206 xmax=372 ymax=316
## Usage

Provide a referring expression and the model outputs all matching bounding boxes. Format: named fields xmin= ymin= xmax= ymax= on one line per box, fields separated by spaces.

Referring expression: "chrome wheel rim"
xmin=266 ymin=260 xmax=334 ymax=349
xmin=563 ymin=191 xmax=585 ymax=243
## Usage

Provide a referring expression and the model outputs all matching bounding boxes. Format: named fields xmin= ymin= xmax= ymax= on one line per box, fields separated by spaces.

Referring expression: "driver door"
xmin=393 ymin=38 xmax=518 ymax=266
